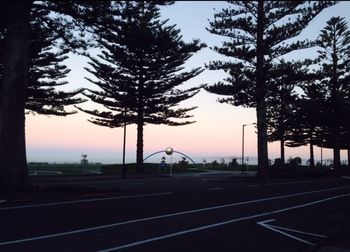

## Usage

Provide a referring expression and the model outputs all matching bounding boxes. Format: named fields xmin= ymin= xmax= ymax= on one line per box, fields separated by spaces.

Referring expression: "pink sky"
xmin=25 ymin=2 xmax=350 ymax=164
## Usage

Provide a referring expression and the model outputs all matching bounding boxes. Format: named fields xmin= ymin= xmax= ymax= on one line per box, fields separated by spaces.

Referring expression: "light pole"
xmin=242 ymin=123 xmax=256 ymax=173
xmin=165 ymin=147 xmax=173 ymax=176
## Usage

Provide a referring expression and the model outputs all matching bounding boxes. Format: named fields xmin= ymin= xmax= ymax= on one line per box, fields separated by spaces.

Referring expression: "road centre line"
xmin=0 ymin=192 xmax=172 ymax=211
xmin=266 ymin=178 xmax=342 ymax=186
xmin=1 ymin=185 xmax=349 ymax=246
xmin=99 ymin=193 xmax=350 ymax=251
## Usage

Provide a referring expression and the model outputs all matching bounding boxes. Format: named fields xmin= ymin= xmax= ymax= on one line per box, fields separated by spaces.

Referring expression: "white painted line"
xmin=209 ymin=188 xmax=223 ymax=191
xmin=98 ymin=193 xmax=350 ymax=252
xmin=342 ymin=176 xmax=350 ymax=179
xmin=265 ymin=222 xmax=327 ymax=238
xmin=0 ymin=200 xmax=6 ymax=203
xmin=1 ymin=186 xmax=349 ymax=246
xmin=0 ymin=192 xmax=172 ymax=211
xmin=257 ymin=219 xmax=326 ymax=246
xmin=267 ymin=178 xmax=341 ymax=186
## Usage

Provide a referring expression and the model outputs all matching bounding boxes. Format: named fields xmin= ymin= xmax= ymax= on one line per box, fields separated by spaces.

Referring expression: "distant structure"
xmin=81 ymin=154 xmax=88 ymax=165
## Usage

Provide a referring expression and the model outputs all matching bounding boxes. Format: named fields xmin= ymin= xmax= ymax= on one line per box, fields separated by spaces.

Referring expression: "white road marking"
xmin=0 ymin=200 xmax=6 ymax=203
xmin=209 ymin=188 xmax=223 ymax=191
xmin=98 ymin=193 xmax=349 ymax=252
xmin=1 ymin=186 xmax=349 ymax=246
xmin=266 ymin=178 xmax=341 ymax=186
xmin=342 ymin=176 xmax=350 ymax=179
xmin=257 ymin=219 xmax=327 ymax=246
xmin=0 ymin=192 xmax=172 ymax=211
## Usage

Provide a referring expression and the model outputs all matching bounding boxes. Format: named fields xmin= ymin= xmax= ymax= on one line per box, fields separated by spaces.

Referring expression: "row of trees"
xmin=0 ymin=1 xmax=346 ymax=192
xmin=205 ymin=1 xmax=350 ymax=172
xmin=0 ymin=1 xmax=206 ymax=191
xmin=267 ymin=16 xmax=350 ymax=169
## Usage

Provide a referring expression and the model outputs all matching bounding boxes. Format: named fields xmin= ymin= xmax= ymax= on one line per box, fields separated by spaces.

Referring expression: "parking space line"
xmin=209 ymin=188 xmax=223 ymax=191
xmin=0 ymin=192 xmax=172 ymax=211
xmin=99 ymin=193 xmax=350 ymax=251
xmin=1 ymin=186 xmax=349 ymax=246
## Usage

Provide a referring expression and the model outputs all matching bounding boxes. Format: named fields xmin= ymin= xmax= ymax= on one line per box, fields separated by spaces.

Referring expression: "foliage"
xmin=76 ymin=1 xmax=206 ymax=172
xmin=206 ymin=1 xmax=336 ymax=175
xmin=0 ymin=1 xmax=113 ymax=192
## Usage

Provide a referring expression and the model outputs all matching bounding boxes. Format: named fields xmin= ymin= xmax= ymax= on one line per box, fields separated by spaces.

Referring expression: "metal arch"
xmin=143 ymin=150 xmax=197 ymax=167
xmin=143 ymin=151 xmax=165 ymax=162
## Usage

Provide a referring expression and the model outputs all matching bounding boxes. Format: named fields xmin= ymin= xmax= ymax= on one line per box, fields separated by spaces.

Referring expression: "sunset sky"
xmin=26 ymin=1 xmax=350 ymax=164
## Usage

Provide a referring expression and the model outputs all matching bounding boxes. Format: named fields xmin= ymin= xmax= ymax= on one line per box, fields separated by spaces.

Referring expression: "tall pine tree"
xmin=206 ymin=1 xmax=335 ymax=176
xmin=77 ymin=1 xmax=206 ymax=172
xmin=0 ymin=7 xmax=85 ymax=116
xmin=0 ymin=1 xmax=109 ymax=192
xmin=314 ymin=16 xmax=350 ymax=170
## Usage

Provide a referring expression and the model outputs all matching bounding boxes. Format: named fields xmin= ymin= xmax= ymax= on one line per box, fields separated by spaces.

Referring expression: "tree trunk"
xmin=309 ymin=142 xmax=315 ymax=169
xmin=136 ymin=119 xmax=144 ymax=173
xmin=136 ymin=82 xmax=144 ymax=173
xmin=256 ymin=0 xmax=269 ymax=177
xmin=309 ymin=129 xmax=315 ymax=169
xmin=280 ymin=138 xmax=285 ymax=164
xmin=333 ymin=127 xmax=341 ymax=171
xmin=0 ymin=1 xmax=32 ymax=193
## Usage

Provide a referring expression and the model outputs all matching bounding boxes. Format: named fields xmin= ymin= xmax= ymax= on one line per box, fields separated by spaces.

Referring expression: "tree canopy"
xmin=206 ymin=1 xmax=335 ymax=175
xmin=77 ymin=1 xmax=206 ymax=172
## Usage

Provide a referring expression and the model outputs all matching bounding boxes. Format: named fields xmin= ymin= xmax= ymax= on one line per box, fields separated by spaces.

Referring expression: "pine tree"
xmin=0 ymin=1 xmax=108 ymax=192
xmin=267 ymin=61 xmax=302 ymax=164
xmin=313 ymin=16 xmax=350 ymax=170
xmin=206 ymin=1 xmax=335 ymax=176
xmin=0 ymin=8 xmax=85 ymax=116
xmin=0 ymin=1 xmax=32 ymax=192
xmin=77 ymin=1 xmax=206 ymax=172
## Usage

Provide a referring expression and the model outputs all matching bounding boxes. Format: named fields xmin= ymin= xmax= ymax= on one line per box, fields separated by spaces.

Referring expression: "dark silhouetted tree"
xmin=267 ymin=61 xmax=305 ymax=164
xmin=206 ymin=1 xmax=335 ymax=176
xmin=76 ymin=1 xmax=206 ymax=172
xmin=0 ymin=1 xmax=109 ymax=192
xmin=0 ymin=8 xmax=85 ymax=116
xmin=314 ymin=16 xmax=350 ymax=171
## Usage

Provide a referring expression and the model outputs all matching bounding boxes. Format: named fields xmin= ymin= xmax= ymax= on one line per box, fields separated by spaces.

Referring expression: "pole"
xmin=170 ymin=153 xmax=173 ymax=177
xmin=242 ymin=124 xmax=245 ymax=173
xmin=122 ymin=109 xmax=127 ymax=178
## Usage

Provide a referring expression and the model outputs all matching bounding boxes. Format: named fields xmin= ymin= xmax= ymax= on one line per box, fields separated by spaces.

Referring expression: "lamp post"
xmin=165 ymin=147 xmax=173 ymax=176
xmin=241 ymin=123 xmax=256 ymax=173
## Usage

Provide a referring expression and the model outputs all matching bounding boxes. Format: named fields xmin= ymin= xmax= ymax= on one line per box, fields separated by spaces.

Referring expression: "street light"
xmin=165 ymin=147 xmax=173 ymax=176
xmin=242 ymin=123 xmax=256 ymax=173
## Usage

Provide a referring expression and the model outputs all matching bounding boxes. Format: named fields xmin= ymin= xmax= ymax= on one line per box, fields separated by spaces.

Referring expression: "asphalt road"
xmin=1 ymin=175 xmax=350 ymax=252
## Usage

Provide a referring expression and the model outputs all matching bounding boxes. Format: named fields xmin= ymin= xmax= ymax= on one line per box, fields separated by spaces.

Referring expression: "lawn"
xmin=28 ymin=162 xmax=203 ymax=175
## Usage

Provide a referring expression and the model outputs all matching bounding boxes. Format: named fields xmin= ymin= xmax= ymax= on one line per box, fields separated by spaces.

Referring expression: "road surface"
xmin=1 ymin=175 xmax=350 ymax=251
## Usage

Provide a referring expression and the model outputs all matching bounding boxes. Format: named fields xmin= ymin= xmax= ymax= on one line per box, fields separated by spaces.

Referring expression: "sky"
xmin=26 ymin=1 xmax=350 ymax=164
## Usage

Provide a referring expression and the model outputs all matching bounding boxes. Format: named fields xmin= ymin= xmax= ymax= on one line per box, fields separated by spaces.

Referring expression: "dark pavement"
xmin=1 ymin=173 xmax=350 ymax=251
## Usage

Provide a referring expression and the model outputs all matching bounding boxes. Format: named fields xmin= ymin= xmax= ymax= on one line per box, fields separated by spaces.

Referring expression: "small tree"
xmin=77 ymin=1 xmax=206 ymax=172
